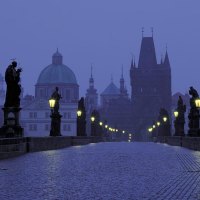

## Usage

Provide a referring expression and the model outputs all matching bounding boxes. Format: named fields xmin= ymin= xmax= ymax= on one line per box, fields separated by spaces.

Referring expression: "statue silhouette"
xmin=4 ymin=61 xmax=22 ymax=107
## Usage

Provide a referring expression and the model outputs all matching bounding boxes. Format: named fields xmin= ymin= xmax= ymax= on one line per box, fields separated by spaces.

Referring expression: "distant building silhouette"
xmin=98 ymin=72 xmax=132 ymax=133
xmin=20 ymin=50 xmax=79 ymax=136
xmin=130 ymin=36 xmax=171 ymax=139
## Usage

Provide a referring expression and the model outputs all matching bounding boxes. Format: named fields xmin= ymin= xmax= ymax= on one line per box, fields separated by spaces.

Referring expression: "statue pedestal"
xmin=0 ymin=107 xmax=23 ymax=138
xmin=50 ymin=112 xmax=62 ymax=136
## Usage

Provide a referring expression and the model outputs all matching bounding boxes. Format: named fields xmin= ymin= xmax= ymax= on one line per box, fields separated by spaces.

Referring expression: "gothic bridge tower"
xmin=130 ymin=35 xmax=171 ymax=138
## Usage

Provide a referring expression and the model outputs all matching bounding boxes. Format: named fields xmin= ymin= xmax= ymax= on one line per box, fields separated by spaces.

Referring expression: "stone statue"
xmin=51 ymin=87 xmax=62 ymax=114
xmin=188 ymin=86 xmax=200 ymax=136
xmin=174 ymin=96 xmax=186 ymax=136
xmin=4 ymin=61 xmax=22 ymax=107
xmin=189 ymin=86 xmax=199 ymax=108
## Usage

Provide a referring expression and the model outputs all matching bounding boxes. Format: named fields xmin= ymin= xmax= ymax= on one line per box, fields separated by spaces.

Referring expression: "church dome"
xmin=101 ymin=82 xmax=120 ymax=95
xmin=37 ymin=50 xmax=77 ymax=85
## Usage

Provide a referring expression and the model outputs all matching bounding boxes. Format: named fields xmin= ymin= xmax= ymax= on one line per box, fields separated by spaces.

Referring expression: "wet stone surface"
xmin=0 ymin=142 xmax=200 ymax=200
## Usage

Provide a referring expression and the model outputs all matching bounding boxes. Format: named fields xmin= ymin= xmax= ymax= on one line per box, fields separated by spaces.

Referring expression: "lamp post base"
xmin=50 ymin=112 xmax=62 ymax=137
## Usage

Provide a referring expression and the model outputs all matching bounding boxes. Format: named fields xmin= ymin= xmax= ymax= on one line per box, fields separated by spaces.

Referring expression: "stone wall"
xmin=156 ymin=136 xmax=200 ymax=151
xmin=0 ymin=136 xmax=108 ymax=159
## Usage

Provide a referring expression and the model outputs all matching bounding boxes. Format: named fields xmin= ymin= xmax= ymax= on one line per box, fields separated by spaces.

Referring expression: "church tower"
xmin=130 ymin=35 xmax=172 ymax=137
xmin=85 ymin=66 xmax=98 ymax=114
xmin=120 ymin=66 xmax=128 ymax=98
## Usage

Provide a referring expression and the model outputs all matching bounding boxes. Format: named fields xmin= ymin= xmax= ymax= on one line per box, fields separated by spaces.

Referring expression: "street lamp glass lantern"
xmin=195 ymin=98 xmax=200 ymax=108
xmin=157 ymin=121 xmax=160 ymax=126
xmin=91 ymin=116 xmax=95 ymax=122
xmin=105 ymin=125 xmax=108 ymax=129
xmin=148 ymin=128 xmax=153 ymax=132
xmin=163 ymin=117 xmax=167 ymax=122
xmin=99 ymin=122 xmax=103 ymax=126
xmin=122 ymin=130 xmax=125 ymax=134
xmin=153 ymin=125 xmax=156 ymax=129
xmin=77 ymin=110 xmax=82 ymax=117
xmin=174 ymin=111 xmax=179 ymax=118
xmin=49 ymin=99 xmax=56 ymax=108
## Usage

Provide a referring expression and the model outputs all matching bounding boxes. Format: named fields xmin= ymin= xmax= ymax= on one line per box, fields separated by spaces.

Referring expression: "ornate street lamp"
xmin=99 ymin=121 xmax=103 ymax=126
xmin=91 ymin=116 xmax=95 ymax=122
xmin=77 ymin=110 xmax=82 ymax=117
xmin=49 ymin=87 xmax=62 ymax=136
xmin=163 ymin=117 xmax=168 ymax=122
xmin=174 ymin=111 xmax=179 ymax=118
xmin=49 ymin=98 xmax=56 ymax=111
xmin=148 ymin=127 xmax=153 ymax=132
xmin=195 ymin=98 xmax=200 ymax=108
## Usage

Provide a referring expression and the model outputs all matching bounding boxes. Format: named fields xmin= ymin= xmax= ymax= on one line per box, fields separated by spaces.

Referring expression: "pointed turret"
xmin=164 ymin=50 xmax=170 ymax=67
xmin=120 ymin=66 xmax=128 ymax=98
xmin=138 ymin=37 xmax=157 ymax=68
xmin=120 ymin=65 xmax=125 ymax=92
xmin=89 ymin=65 xmax=94 ymax=89
xmin=160 ymin=54 xmax=163 ymax=65
xmin=52 ymin=48 xmax=63 ymax=65
xmin=130 ymin=57 xmax=134 ymax=70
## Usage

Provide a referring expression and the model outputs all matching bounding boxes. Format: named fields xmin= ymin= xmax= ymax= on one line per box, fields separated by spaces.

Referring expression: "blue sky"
xmin=0 ymin=0 xmax=200 ymax=97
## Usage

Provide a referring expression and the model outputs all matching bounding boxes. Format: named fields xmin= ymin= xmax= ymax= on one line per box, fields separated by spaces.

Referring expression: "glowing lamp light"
xmin=77 ymin=110 xmax=82 ymax=117
xmin=99 ymin=122 xmax=103 ymax=126
xmin=91 ymin=116 xmax=95 ymax=122
xmin=122 ymin=130 xmax=125 ymax=134
xmin=195 ymin=98 xmax=200 ymax=108
xmin=163 ymin=117 xmax=167 ymax=122
xmin=105 ymin=125 xmax=108 ymax=129
xmin=153 ymin=125 xmax=156 ymax=129
xmin=148 ymin=128 xmax=153 ymax=132
xmin=49 ymin=98 xmax=56 ymax=108
xmin=116 ymin=129 xmax=118 ymax=132
xmin=174 ymin=111 xmax=179 ymax=118
xmin=157 ymin=122 xmax=160 ymax=126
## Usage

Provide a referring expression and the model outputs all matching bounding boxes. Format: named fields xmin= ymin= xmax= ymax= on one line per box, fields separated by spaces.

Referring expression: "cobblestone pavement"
xmin=0 ymin=142 xmax=200 ymax=200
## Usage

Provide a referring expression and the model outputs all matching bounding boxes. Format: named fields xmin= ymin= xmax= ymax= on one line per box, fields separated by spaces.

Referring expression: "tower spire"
xmin=121 ymin=65 xmax=124 ymax=78
xmin=91 ymin=64 xmax=93 ymax=78
xmin=142 ymin=27 xmax=144 ymax=38
xmin=89 ymin=65 xmax=94 ymax=89
xmin=164 ymin=48 xmax=170 ymax=67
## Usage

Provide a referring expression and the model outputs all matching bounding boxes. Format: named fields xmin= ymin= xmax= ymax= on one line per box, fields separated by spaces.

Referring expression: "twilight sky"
xmin=0 ymin=0 xmax=200 ymax=97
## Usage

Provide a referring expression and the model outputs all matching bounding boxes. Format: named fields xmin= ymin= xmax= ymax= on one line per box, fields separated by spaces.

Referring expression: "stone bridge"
xmin=0 ymin=142 xmax=200 ymax=200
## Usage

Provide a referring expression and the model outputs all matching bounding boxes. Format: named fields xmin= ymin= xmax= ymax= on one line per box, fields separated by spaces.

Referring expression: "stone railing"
xmin=156 ymin=136 xmax=200 ymax=151
xmin=0 ymin=136 xmax=110 ymax=159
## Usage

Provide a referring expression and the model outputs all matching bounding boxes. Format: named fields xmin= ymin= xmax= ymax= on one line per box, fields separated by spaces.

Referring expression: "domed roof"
xmin=37 ymin=50 xmax=77 ymax=85
xmin=101 ymin=82 xmax=120 ymax=95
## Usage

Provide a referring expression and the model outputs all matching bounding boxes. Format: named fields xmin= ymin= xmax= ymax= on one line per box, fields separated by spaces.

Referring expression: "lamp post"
xmin=77 ymin=97 xmax=86 ymax=136
xmin=163 ymin=117 xmax=168 ymax=122
xmin=49 ymin=98 xmax=62 ymax=136
xmin=173 ymin=110 xmax=179 ymax=136
xmin=77 ymin=109 xmax=82 ymax=136
xmin=195 ymin=98 xmax=200 ymax=136
xmin=90 ymin=110 xmax=97 ymax=136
